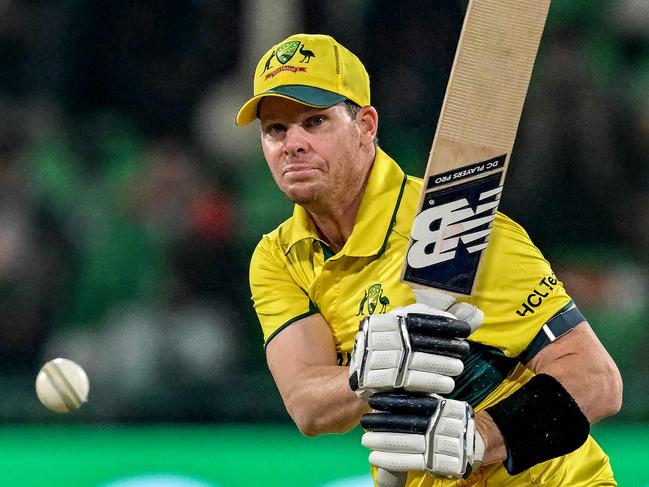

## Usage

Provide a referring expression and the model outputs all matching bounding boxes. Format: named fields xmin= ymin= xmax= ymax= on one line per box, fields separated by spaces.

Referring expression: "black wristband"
xmin=486 ymin=373 xmax=590 ymax=475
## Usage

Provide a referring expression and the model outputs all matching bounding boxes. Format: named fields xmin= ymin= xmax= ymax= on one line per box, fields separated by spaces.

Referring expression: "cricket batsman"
xmin=237 ymin=32 xmax=622 ymax=486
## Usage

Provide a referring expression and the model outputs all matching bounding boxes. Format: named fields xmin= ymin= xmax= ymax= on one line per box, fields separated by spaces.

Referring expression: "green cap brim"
xmin=236 ymin=85 xmax=347 ymax=126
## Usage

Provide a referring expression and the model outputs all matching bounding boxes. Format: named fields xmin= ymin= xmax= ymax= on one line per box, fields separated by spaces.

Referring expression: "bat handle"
xmin=377 ymin=468 xmax=407 ymax=487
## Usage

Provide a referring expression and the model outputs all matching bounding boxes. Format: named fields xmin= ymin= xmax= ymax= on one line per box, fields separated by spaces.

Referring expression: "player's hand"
xmin=349 ymin=289 xmax=483 ymax=399
xmin=360 ymin=393 xmax=485 ymax=478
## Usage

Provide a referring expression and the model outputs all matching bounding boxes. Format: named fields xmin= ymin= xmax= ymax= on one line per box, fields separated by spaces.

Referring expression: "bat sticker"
xmin=405 ymin=172 xmax=504 ymax=294
xmin=426 ymin=154 xmax=506 ymax=190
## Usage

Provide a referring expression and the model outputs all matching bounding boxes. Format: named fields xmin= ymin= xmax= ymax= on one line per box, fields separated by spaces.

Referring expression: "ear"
xmin=356 ymin=106 xmax=379 ymax=147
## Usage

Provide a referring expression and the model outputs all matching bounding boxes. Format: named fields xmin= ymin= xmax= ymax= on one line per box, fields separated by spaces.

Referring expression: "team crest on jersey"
xmin=356 ymin=283 xmax=390 ymax=316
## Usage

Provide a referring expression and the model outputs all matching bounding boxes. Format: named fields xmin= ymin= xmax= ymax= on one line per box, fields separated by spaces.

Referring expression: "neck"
xmin=306 ymin=150 xmax=375 ymax=253
xmin=308 ymin=187 xmax=365 ymax=253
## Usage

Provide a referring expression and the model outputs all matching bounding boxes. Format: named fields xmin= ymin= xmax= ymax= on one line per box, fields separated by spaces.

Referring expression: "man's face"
xmin=258 ymin=97 xmax=370 ymax=208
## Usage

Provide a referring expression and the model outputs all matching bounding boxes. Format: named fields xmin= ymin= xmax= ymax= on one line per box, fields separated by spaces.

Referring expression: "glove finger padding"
xmin=447 ymin=302 xmax=483 ymax=333
xmin=349 ymin=292 xmax=483 ymax=397
xmin=369 ymin=392 xmax=440 ymax=415
xmin=412 ymin=289 xmax=484 ymax=333
xmin=349 ymin=313 xmax=469 ymax=396
xmin=409 ymin=334 xmax=470 ymax=358
xmin=405 ymin=314 xmax=472 ymax=339
xmin=362 ymin=413 xmax=430 ymax=434
xmin=409 ymin=352 xmax=463 ymax=376
xmin=361 ymin=394 xmax=481 ymax=478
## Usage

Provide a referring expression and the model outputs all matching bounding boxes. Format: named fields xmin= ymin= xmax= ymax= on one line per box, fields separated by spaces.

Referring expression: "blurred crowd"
xmin=0 ymin=0 xmax=647 ymax=422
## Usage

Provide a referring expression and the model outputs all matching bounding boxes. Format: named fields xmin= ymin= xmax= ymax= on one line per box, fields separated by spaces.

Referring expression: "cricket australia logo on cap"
xmin=261 ymin=40 xmax=316 ymax=79
xmin=404 ymin=171 xmax=504 ymax=294
xmin=276 ymin=40 xmax=301 ymax=64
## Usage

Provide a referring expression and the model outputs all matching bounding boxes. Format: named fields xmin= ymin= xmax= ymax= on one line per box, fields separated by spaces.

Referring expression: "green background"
xmin=1 ymin=424 xmax=646 ymax=486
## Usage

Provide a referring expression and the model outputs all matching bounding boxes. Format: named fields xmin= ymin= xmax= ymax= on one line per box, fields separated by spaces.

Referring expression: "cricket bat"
xmin=380 ymin=0 xmax=551 ymax=485
xmin=404 ymin=0 xmax=550 ymax=295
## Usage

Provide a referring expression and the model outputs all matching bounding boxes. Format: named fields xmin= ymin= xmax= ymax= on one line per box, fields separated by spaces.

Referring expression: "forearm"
xmin=531 ymin=350 xmax=622 ymax=423
xmin=476 ymin=323 xmax=622 ymax=470
xmin=265 ymin=313 xmax=371 ymax=436
xmin=529 ymin=323 xmax=623 ymax=423
xmin=283 ymin=365 xmax=370 ymax=436
xmin=474 ymin=359 xmax=620 ymax=467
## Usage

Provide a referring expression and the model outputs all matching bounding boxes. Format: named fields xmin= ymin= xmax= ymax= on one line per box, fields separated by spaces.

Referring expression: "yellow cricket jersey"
xmin=249 ymin=148 xmax=615 ymax=486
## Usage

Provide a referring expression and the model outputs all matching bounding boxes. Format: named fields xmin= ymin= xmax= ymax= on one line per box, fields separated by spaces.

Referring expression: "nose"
xmin=283 ymin=125 xmax=307 ymax=157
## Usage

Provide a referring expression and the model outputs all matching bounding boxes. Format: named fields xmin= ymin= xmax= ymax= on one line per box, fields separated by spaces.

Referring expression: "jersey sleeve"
xmin=249 ymin=236 xmax=318 ymax=347
xmin=470 ymin=213 xmax=581 ymax=358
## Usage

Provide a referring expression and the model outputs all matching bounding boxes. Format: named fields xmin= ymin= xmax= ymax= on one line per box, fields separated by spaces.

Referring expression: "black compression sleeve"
xmin=486 ymin=373 xmax=590 ymax=475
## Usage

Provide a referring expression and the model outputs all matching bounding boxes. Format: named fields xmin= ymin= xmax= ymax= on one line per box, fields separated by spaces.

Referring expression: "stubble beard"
xmin=285 ymin=183 xmax=324 ymax=210
xmin=291 ymin=168 xmax=364 ymax=216
xmin=280 ymin=149 xmax=366 ymax=215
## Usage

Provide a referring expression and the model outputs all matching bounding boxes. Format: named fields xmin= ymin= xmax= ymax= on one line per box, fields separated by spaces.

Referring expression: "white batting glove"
xmin=361 ymin=393 xmax=485 ymax=478
xmin=349 ymin=290 xmax=483 ymax=399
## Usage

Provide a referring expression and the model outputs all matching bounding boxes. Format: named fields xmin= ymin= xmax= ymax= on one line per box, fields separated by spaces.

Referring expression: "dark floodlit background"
xmin=1 ymin=0 xmax=648 ymax=486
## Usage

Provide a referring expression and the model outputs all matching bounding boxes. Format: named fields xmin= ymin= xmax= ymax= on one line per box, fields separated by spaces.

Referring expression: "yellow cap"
xmin=236 ymin=34 xmax=370 ymax=126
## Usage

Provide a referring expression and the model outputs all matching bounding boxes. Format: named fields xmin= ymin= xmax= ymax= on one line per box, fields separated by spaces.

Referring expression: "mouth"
xmin=283 ymin=166 xmax=319 ymax=176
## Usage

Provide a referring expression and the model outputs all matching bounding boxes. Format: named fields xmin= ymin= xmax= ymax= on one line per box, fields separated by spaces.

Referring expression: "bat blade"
xmin=402 ymin=0 xmax=551 ymax=295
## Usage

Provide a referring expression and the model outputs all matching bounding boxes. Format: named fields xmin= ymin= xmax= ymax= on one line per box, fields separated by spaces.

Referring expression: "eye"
xmin=264 ymin=123 xmax=286 ymax=137
xmin=306 ymin=115 xmax=325 ymax=128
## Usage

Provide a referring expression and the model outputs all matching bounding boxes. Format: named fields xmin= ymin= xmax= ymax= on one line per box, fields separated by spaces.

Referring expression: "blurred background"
xmin=1 ymin=0 xmax=648 ymax=485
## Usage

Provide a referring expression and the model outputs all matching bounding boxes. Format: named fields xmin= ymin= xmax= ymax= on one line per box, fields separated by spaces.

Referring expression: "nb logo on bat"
xmin=407 ymin=185 xmax=503 ymax=269
xmin=403 ymin=172 xmax=504 ymax=294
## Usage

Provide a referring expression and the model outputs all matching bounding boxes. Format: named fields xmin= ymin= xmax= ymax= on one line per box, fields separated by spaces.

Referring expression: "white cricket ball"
xmin=35 ymin=358 xmax=90 ymax=413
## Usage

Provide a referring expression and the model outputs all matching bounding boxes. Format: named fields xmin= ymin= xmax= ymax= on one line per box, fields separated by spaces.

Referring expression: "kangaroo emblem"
xmin=261 ymin=50 xmax=275 ymax=74
xmin=299 ymin=45 xmax=315 ymax=63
